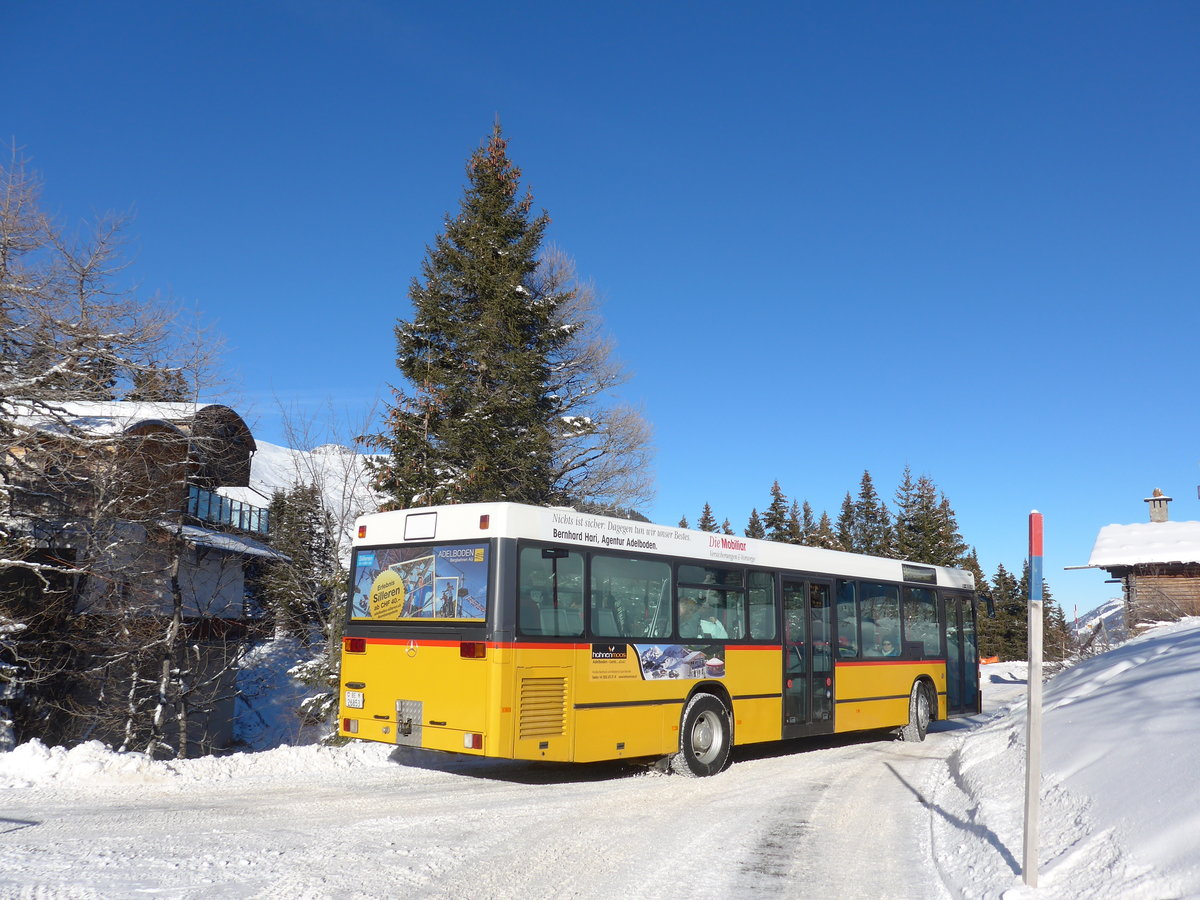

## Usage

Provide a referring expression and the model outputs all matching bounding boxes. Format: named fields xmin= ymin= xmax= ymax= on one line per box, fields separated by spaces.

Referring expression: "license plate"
xmin=345 ymin=691 xmax=364 ymax=709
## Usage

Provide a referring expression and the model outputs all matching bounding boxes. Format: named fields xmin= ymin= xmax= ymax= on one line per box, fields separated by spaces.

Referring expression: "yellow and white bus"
xmin=338 ymin=502 xmax=980 ymax=776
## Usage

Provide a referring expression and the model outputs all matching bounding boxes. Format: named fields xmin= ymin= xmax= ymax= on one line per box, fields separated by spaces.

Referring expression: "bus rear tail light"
xmin=344 ymin=637 xmax=366 ymax=653
xmin=464 ymin=733 xmax=483 ymax=750
xmin=460 ymin=641 xmax=487 ymax=659
xmin=357 ymin=525 xmax=367 ymax=539
xmin=342 ymin=718 xmax=359 ymax=734
xmin=479 ymin=514 xmax=490 ymax=530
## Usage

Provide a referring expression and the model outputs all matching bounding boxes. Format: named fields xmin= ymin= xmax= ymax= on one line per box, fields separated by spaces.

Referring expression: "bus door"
xmin=941 ymin=591 xmax=981 ymax=714
xmin=782 ymin=578 xmax=835 ymax=739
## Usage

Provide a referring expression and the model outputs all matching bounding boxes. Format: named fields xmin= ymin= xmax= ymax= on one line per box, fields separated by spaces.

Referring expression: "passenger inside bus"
xmin=678 ymin=595 xmax=704 ymax=639
xmin=699 ymin=601 xmax=728 ymax=639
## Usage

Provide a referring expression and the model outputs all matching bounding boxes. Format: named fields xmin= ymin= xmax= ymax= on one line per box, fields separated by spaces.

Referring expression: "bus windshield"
xmin=349 ymin=542 xmax=489 ymax=621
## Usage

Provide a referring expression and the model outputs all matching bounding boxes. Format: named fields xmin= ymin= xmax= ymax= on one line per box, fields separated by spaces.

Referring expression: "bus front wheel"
xmin=671 ymin=693 xmax=732 ymax=776
xmin=899 ymin=681 xmax=931 ymax=742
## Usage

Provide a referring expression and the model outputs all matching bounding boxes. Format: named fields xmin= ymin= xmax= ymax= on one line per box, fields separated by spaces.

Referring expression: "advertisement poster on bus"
xmin=590 ymin=643 xmax=725 ymax=681
xmin=351 ymin=543 xmax=488 ymax=621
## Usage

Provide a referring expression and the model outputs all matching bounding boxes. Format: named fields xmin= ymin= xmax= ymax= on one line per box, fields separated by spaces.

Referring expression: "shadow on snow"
xmin=383 ymin=724 xmax=966 ymax=785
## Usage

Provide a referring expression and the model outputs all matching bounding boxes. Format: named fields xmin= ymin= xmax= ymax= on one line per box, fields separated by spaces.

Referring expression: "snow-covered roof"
xmin=175 ymin=524 xmax=290 ymax=560
xmin=9 ymin=400 xmax=234 ymax=437
xmin=1086 ymin=521 xmax=1200 ymax=568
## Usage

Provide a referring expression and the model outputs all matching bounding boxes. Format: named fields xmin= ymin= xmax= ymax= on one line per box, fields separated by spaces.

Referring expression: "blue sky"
xmin=7 ymin=1 xmax=1198 ymax=617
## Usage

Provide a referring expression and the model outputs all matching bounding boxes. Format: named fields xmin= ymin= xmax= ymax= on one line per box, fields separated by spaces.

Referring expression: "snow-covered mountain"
xmin=1073 ymin=597 xmax=1128 ymax=650
xmin=245 ymin=439 xmax=381 ymax=550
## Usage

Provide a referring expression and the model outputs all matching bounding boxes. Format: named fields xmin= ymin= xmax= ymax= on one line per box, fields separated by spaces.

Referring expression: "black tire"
xmin=899 ymin=681 xmax=931 ymax=742
xmin=670 ymin=693 xmax=732 ymax=776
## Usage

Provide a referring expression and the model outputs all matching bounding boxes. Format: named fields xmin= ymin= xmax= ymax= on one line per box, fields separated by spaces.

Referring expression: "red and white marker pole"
xmin=1023 ymin=511 xmax=1044 ymax=887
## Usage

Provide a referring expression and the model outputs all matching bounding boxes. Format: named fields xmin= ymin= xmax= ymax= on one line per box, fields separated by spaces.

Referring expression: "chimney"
xmin=1145 ymin=488 xmax=1172 ymax=523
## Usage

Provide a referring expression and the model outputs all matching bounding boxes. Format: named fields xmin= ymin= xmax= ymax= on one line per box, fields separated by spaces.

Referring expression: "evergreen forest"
xmin=687 ymin=469 xmax=1074 ymax=661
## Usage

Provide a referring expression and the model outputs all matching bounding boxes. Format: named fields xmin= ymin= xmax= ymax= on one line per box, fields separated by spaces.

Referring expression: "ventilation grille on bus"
xmin=519 ymin=677 xmax=567 ymax=739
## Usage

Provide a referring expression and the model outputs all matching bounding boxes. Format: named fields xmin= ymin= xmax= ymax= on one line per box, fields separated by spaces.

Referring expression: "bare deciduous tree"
xmin=530 ymin=247 xmax=654 ymax=511
xmin=1 ymin=146 xmax=236 ymax=756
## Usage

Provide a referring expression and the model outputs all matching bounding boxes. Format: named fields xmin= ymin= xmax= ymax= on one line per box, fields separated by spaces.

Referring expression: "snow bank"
xmin=931 ymin=619 xmax=1200 ymax=898
xmin=0 ymin=737 xmax=395 ymax=791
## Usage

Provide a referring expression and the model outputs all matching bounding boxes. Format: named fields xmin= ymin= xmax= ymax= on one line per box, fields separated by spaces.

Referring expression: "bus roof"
xmin=353 ymin=502 xmax=976 ymax=591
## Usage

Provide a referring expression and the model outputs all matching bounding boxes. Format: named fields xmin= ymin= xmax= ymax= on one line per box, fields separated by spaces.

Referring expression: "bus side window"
xmin=748 ymin=571 xmax=776 ymax=639
xmin=675 ymin=564 xmax=748 ymax=642
xmin=836 ymin=579 xmax=858 ymax=657
xmin=902 ymin=586 xmax=939 ymax=656
xmin=518 ymin=547 xmax=583 ymax=637
xmin=860 ymin=582 xmax=900 ymax=657
xmin=590 ymin=553 xmax=672 ymax=640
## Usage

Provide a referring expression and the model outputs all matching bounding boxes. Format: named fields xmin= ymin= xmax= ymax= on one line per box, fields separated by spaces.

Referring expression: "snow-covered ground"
xmin=1 ymin=619 xmax=1197 ymax=898
xmin=937 ymin=618 xmax=1200 ymax=898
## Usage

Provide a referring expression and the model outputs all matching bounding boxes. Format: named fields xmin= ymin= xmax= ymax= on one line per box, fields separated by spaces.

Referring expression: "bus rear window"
xmin=350 ymin=543 xmax=489 ymax=621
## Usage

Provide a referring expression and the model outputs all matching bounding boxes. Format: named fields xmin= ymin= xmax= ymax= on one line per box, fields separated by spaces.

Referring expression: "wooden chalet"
xmin=1077 ymin=489 xmax=1200 ymax=628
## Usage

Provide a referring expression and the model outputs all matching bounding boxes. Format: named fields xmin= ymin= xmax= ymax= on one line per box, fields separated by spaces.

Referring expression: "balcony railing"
xmin=186 ymin=485 xmax=270 ymax=536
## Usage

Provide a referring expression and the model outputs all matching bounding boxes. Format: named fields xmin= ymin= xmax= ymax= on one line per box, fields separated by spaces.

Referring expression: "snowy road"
xmin=9 ymin=640 xmax=1198 ymax=899
xmin=0 ymin=718 xmax=980 ymax=899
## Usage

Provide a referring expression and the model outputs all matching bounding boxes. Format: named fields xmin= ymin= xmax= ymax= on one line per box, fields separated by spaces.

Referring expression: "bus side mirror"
xmin=984 ymin=596 xmax=996 ymax=619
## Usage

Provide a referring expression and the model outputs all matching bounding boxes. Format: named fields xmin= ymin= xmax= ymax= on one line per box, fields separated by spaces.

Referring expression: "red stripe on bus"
xmin=354 ymin=639 xmax=789 ymax=651
xmin=358 ymin=638 xmax=592 ymax=651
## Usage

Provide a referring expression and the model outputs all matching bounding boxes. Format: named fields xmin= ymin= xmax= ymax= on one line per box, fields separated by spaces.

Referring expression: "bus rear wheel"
xmin=899 ymin=681 xmax=931 ymax=742
xmin=671 ymin=693 xmax=732 ymax=776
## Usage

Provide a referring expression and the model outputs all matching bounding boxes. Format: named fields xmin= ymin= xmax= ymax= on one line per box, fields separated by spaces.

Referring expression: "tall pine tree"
xmin=366 ymin=125 xmax=562 ymax=507
xmin=745 ymin=509 xmax=765 ymax=539
xmin=811 ymin=511 xmax=841 ymax=550
xmin=836 ymin=492 xmax=856 ymax=551
xmin=988 ymin=563 xmax=1025 ymax=660
xmin=787 ymin=499 xmax=804 ymax=545
xmin=893 ymin=467 xmax=967 ymax=566
xmin=853 ymin=471 xmax=893 ymax=557
xmin=262 ymin=484 xmax=346 ymax=643
xmin=798 ymin=500 xmax=816 ymax=547
xmin=763 ymin=480 xmax=791 ymax=543
xmin=364 ymin=125 xmax=651 ymax=509
xmin=1018 ymin=559 xmax=1072 ymax=661
xmin=1044 ymin=597 xmax=1073 ymax=661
